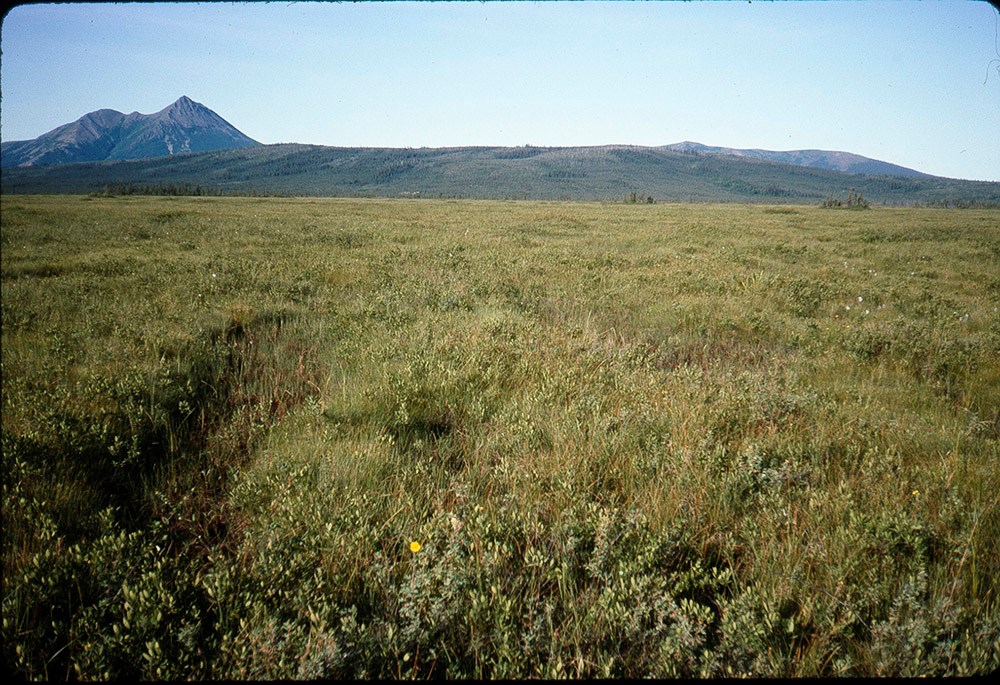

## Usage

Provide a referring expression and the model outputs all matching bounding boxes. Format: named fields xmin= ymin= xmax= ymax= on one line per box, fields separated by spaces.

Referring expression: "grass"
xmin=2 ymin=194 xmax=998 ymax=678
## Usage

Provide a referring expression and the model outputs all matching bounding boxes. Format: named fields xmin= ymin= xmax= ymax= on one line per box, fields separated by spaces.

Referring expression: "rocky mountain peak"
xmin=2 ymin=97 xmax=260 ymax=167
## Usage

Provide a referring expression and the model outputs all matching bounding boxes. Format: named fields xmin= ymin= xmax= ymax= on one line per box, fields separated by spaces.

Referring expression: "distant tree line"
xmin=821 ymin=188 xmax=870 ymax=209
xmin=916 ymin=199 xmax=1000 ymax=209
xmin=624 ymin=191 xmax=656 ymax=204
xmin=714 ymin=178 xmax=794 ymax=197
xmin=94 ymin=181 xmax=285 ymax=197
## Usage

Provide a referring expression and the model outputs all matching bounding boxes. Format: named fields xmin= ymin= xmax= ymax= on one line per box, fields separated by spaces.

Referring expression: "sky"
xmin=1 ymin=0 xmax=998 ymax=181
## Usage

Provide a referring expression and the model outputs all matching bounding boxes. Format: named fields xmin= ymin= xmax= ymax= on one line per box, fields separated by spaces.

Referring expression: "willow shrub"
xmin=2 ymin=196 xmax=998 ymax=678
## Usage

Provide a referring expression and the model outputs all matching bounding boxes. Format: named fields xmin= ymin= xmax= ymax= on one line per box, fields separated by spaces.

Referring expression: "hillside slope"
xmin=3 ymin=142 xmax=998 ymax=205
xmin=662 ymin=141 xmax=929 ymax=177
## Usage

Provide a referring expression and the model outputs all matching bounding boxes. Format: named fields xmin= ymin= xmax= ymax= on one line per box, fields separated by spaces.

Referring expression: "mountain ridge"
xmin=1 ymin=96 xmax=261 ymax=167
xmin=5 ymin=141 xmax=998 ymax=206
xmin=4 ymin=98 xmax=997 ymax=204
xmin=661 ymin=141 xmax=929 ymax=178
xmin=3 ymin=97 xmax=938 ymax=179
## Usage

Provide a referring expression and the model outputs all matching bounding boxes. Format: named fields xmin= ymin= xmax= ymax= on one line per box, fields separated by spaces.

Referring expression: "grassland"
xmin=2 ymin=195 xmax=998 ymax=679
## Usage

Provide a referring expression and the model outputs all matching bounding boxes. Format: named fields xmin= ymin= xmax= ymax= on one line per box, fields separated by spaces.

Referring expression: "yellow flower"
xmin=912 ymin=489 xmax=920 ymax=497
xmin=409 ymin=541 xmax=422 ymax=553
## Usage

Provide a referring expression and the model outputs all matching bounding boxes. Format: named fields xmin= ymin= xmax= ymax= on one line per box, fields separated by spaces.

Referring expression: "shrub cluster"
xmin=2 ymin=196 xmax=997 ymax=678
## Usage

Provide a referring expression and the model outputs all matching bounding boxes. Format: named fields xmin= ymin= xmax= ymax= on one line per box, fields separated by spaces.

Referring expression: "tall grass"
xmin=2 ymin=195 xmax=998 ymax=678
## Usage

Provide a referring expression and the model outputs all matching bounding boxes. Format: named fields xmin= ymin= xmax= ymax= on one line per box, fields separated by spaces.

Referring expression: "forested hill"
xmin=3 ymin=142 xmax=998 ymax=205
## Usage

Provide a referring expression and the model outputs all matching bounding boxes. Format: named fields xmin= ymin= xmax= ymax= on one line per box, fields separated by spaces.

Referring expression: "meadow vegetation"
xmin=2 ymin=195 xmax=998 ymax=678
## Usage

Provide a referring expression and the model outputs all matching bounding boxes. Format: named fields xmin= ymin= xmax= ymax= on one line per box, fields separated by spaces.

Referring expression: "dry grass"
xmin=2 ymin=195 xmax=998 ymax=678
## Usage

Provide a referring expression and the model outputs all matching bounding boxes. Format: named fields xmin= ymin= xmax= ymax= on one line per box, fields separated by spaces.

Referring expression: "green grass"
xmin=2 ymin=195 xmax=998 ymax=679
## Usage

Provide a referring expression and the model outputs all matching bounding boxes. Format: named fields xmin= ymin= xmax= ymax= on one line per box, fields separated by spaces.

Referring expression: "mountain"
xmin=4 ymin=143 xmax=998 ymax=206
xmin=8 ymin=98 xmax=982 ymax=204
xmin=662 ymin=141 xmax=929 ymax=177
xmin=1 ymin=97 xmax=261 ymax=167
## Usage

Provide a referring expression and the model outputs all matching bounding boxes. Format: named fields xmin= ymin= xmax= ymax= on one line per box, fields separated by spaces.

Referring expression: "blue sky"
xmin=1 ymin=1 xmax=998 ymax=181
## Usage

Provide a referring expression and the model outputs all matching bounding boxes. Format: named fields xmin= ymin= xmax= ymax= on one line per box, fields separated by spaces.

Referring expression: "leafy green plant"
xmin=2 ymin=196 xmax=997 ymax=679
